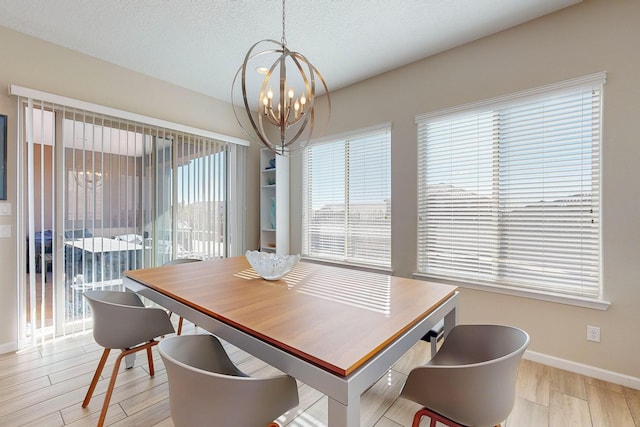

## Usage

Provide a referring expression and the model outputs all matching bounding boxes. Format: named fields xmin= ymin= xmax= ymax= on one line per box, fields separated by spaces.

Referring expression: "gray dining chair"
xmin=159 ymin=334 xmax=299 ymax=427
xmin=400 ymin=324 xmax=530 ymax=427
xmin=162 ymin=258 xmax=202 ymax=334
xmin=82 ymin=290 xmax=175 ymax=427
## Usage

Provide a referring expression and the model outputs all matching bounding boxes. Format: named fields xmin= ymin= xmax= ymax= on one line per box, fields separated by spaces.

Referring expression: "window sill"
xmin=412 ymin=273 xmax=611 ymax=311
xmin=301 ymin=256 xmax=393 ymax=275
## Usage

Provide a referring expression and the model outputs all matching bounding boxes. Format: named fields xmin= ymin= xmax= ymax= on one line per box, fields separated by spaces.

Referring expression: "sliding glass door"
xmin=18 ymin=99 xmax=235 ymax=346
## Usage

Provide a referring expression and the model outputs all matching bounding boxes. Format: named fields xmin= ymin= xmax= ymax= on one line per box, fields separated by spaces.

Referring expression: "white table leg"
xmin=124 ymin=353 xmax=136 ymax=369
xmin=443 ymin=304 xmax=458 ymax=338
xmin=328 ymin=396 xmax=360 ymax=427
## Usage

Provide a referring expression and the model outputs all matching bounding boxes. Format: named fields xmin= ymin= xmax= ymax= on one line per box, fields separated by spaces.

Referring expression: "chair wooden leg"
xmin=146 ymin=342 xmax=156 ymax=377
xmin=96 ymin=348 xmax=129 ymax=427
xmin=177 ymin=316 xmax=184 ymax=335
xmin=82 ymin=348 xmax=110 ymax=408
xmin=92 ymin=342 xmax=159 ymax=427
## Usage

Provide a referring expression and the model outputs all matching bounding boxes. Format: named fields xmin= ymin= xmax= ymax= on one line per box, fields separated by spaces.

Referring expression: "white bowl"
xmin=245 ymin=250 xmax=300 ymax=280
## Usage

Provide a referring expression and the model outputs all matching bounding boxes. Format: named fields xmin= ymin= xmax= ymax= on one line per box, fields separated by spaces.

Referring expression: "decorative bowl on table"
xmin=245 ymin=250 xmax=300 ymax=280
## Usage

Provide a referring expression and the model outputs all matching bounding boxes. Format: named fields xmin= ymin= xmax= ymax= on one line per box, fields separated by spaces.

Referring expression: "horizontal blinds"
xmin=418 ymin=111 xmax=500 ymax=281
xmin=303 ymin=140 xmax=346 ymax=261
xmin=303 ymin=128 xmax=391 ymax=267
xmin=417 ymin=81 xmax=602 ymax=298
xmin=346 ymin=131 xmax=392 ymax=265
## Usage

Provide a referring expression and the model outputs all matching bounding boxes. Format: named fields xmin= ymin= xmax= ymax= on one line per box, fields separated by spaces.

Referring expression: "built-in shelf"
xmin=259 ymin=149 xmax=289 ymax=254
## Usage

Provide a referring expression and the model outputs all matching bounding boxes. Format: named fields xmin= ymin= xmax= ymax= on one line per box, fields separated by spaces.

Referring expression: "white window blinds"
xmin=303 ymin=126 xmax=391 ymax=268
xmin=417 ymin=73 xmax=604 ymax=299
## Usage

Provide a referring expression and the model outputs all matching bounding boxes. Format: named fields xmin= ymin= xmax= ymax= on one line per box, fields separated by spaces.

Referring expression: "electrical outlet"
xmin=587 ymin=325 xmax=600 ymax=342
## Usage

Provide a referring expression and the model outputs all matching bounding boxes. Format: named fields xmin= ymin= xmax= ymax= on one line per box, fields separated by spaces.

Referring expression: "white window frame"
xmin=414 ymin=73 xmax=609 ymax=310
xmin=302 ymin=123 xmax=392 ymax=270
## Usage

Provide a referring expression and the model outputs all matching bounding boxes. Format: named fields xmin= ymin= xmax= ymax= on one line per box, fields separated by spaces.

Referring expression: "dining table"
xmin=123 ymin=256 xmax=458 ymax=427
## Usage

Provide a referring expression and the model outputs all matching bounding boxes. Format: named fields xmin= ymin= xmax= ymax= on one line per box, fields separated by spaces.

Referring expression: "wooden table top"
xmin=124 ymin=256 xmax=457 ymax=377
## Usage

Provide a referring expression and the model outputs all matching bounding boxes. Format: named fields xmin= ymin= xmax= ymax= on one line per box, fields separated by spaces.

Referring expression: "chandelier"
xmin=232 ymin=0 xmax=330 ymax=156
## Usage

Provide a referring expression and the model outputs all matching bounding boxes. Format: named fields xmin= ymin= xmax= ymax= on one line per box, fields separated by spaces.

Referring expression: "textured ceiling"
xmin=0 ymin=0 xmax=580 ymax=104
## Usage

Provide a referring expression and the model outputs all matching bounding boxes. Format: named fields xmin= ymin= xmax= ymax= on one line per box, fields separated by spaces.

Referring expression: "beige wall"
xmin=291 ymin=0 xmax=640 ymax=378
xmin=0 ymin=27 xmax=258 ymax=350
xmin=1 ymin=0 xmax=639 ymax=380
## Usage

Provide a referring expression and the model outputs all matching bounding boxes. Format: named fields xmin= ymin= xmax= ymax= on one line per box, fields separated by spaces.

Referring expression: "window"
xmin=303 ymin=125 xmax=391 ymax=268
xmin=417 ymin=73 xmax=604 ymax=300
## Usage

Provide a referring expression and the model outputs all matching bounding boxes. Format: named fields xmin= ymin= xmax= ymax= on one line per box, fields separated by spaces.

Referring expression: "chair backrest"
xmin=159 ymin=334 xmax=299 ymax=427
xmin=83 ymin=290 xmax=174 ymax=350
xmin=401 ymin=324 xmax=529 ymax=427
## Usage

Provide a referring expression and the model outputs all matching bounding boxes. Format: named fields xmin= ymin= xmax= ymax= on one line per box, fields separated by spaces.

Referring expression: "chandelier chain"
xmin=281 ymin=0 xmax=286 ymax=46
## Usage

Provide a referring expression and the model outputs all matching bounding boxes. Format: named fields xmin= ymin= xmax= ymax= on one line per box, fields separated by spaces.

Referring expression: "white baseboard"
xmin=524 ymin=350 xmax=640 ymax=390
xmin=0 ymin=341 xmax=18 ymax=355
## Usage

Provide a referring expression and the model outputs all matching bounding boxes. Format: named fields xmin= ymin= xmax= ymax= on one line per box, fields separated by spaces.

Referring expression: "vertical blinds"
xmin=19 ymin=97 xmax=232 ymax=345
xmin=417 ymin=75 xmax=603 ymax=298
xmin=303 ymin=127 xmax=391 ymax=268
xmin=59 ymin=108 xmax=229 ymax=267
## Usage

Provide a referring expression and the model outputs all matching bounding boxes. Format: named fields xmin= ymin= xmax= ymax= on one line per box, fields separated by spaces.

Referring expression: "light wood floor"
xmin=1 ymin=321 xmax=638 ymax=427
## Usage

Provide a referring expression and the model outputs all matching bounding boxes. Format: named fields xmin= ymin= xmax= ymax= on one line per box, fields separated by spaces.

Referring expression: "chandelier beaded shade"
xmin=232 ymin=0 xmax=330 ymax=156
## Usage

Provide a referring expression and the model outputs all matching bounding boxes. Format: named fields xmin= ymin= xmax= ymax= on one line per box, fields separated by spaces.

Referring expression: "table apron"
xmin=125 ymin=277 xmax=458 ymax=406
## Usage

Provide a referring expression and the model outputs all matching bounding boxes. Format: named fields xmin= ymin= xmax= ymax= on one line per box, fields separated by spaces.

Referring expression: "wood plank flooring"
xmin=1 ymin=320 xmax=638 ymax=426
